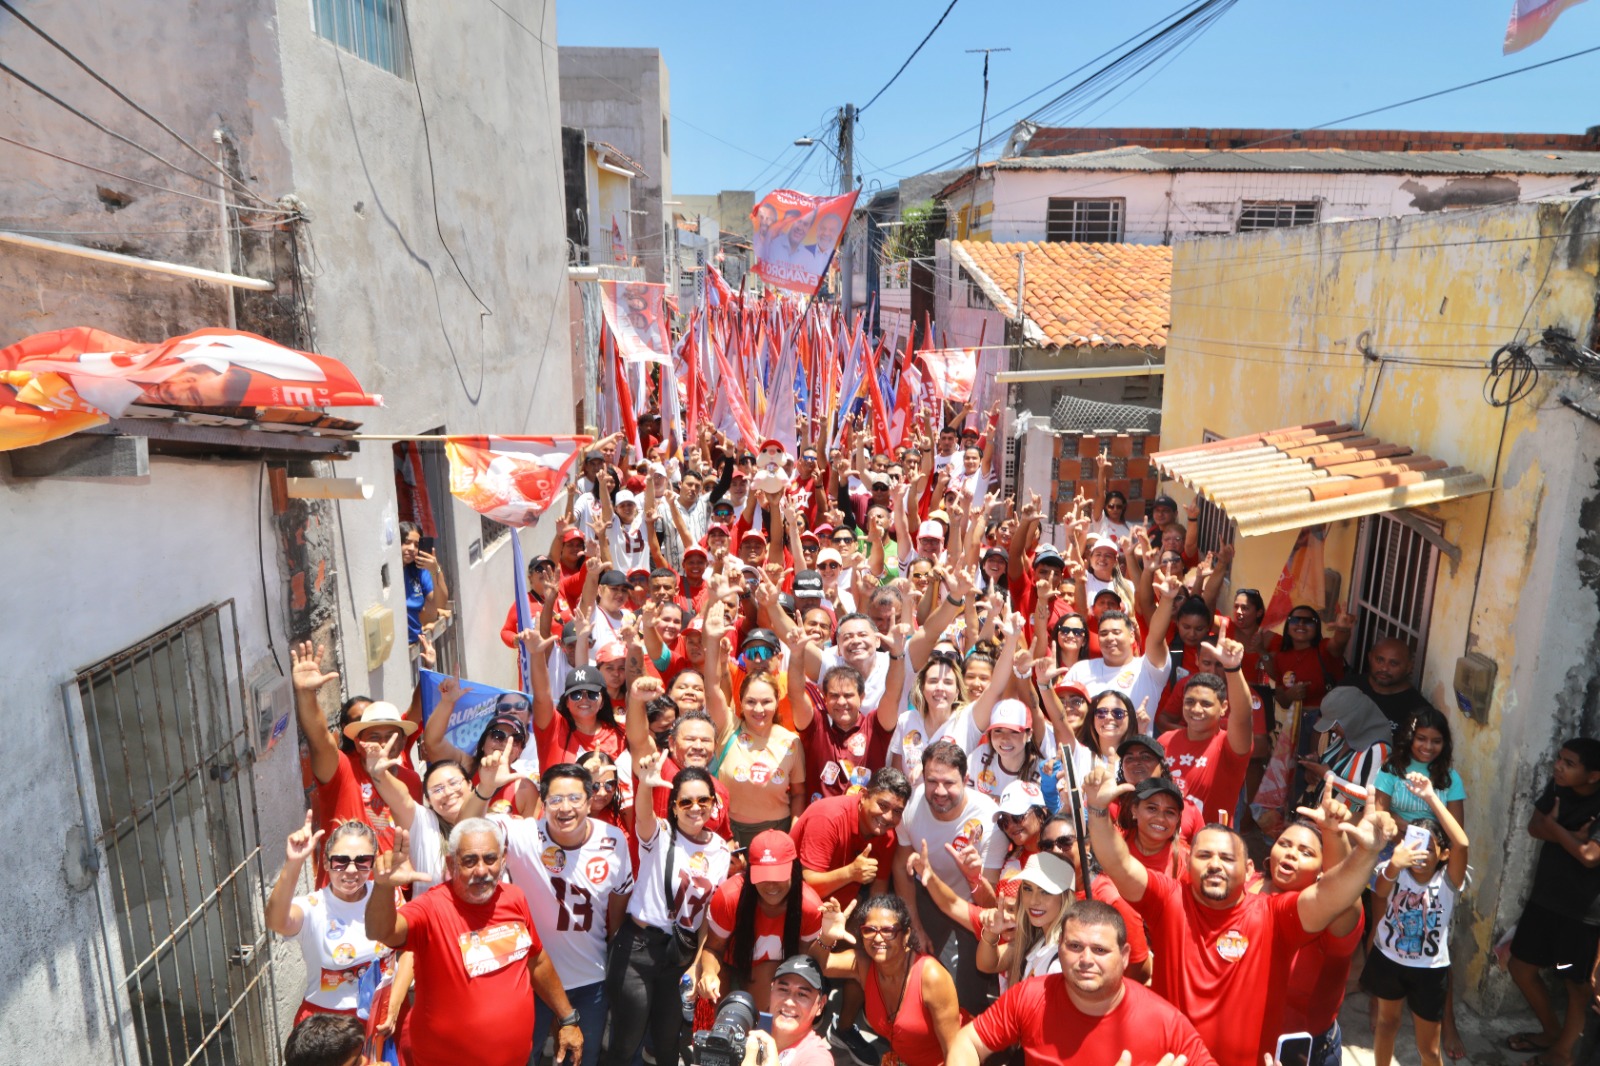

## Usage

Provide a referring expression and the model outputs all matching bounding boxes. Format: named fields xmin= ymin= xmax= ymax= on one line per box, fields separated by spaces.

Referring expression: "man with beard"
xmin=465 ymin=756 xmax=635 ymax=1066
xmin=365 ymin=818 xmax=581 ymax=1066
xmin=948 ymin=900 xmax=1216 ymax=1066
xmin=1083 ymin=766 xmax=1393 ymax=1066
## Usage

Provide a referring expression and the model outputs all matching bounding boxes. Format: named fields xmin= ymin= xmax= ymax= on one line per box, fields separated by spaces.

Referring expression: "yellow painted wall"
xmin=1162 ymin=197 xmax=1600 ymax=1006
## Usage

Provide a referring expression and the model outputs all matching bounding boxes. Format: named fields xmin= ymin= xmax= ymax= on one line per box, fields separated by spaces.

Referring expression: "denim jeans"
xmin=532 ymin=980 xmax=608 ymax=1066
xmin=1309 ymin=1020 xmax=1343 ymax=1066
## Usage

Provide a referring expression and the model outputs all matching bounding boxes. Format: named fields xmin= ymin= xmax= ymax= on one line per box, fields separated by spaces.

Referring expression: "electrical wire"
xmin=0 ymin=0 xmax=277 ymax=208
xmin=857 ymin=0 xmax=962 ymax=115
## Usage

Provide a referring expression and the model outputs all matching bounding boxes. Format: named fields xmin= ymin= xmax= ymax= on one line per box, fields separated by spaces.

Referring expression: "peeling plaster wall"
xmin=1162 ymin=197 xmax=1600 ymax=1009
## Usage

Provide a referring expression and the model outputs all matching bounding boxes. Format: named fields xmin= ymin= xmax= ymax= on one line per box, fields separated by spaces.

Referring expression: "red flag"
xmin=860 ymin=340 xmax=893 ymax=454
xmin=1264 ymin=525 xmax=1328 ymax=630
xmin=446 ymin=435 xmax=592 ymax=527
xmin=919 ymin=348 xmax=978 ymax=404
xmin=610 ymin=332 xmax=641 ymax=456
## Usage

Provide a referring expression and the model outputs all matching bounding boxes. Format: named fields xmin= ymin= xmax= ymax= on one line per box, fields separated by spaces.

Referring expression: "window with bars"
xmin=312 ymin=0 xmax=409 ymax=76
xmin=1346 ymin=512 xmax=1441 ymax=677
xmin=1045 ymin=198 xmax=1124 ymax=243
xmin=1237 ymin=200 xmax=1319 ymax=231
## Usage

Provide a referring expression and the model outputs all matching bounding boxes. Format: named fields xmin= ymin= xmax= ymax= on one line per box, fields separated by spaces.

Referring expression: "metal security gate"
xmin=1347 ymin=512 xmax=1441 ymax=677
xmin=67 ymin=602 xmax=280 ymax=1066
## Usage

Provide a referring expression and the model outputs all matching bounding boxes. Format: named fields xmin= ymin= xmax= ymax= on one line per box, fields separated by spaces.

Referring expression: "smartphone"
xmin=757 ymin=1012 xmax=773 ymax=1034
xmin=1275 ymin=1032 xmax=1313 ymax=1066
xmin=418 ymin=535 xmax=436 ymax=554
xmin=1402 ymin=824 xmax=1433 ymax=863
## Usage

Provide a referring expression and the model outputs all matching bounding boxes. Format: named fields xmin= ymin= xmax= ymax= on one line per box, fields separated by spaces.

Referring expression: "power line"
xmin=0 ymin=0 xmax=277 ymax=207
xmin=858 ymin=0 xmax=962 ymax=115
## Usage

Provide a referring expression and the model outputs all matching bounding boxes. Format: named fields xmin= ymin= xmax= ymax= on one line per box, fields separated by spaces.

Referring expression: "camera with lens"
xmin=691 ymin=990 xmax=757 ymax=1066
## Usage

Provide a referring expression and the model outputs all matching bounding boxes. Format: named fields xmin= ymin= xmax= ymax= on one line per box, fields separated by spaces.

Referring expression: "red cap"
xmin=561 ymin=528 xmax=584 ymax=543
xmin=748 ymin=829 xmax=798 ymax=883
xmin=707 ymin=524 xmax=731 ymax=537
xmin=683 ymin=545 xmax=709 ymax=560
xmin=758 ymin=439 xmax=785 ymax=454
xmin=625 ymin=475 xmax=646 ymax=493
xmin=741 ymin=530 xmax=768 ymax=545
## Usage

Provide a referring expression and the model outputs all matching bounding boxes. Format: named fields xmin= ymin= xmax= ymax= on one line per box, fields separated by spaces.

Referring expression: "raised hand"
xmin=477 ymin=746 xmax=526 ymax=792
xmin=848 ymin=846 xmax=879 ymax=885
xmin=636 ymin=751 xmax=669 ymax=791
xmin=1152 ymin=568 xmax=1184 ymax=603
xmin=437 ymin=670 xmax=464 ymax=704
xmin=1201 ymin=636 xmax=1245 ymax=672
xmin=818 ymin=898 xmax=858 ymax=947
xmin=906 ymin=838 xmax=933 ymax=885
xmin=1388 ymin=838 xmax=1424 ymax=871
xmin=1135 ymin=697 xmax=1151 ymax=735
xmin=1082 ymin=764 xmax=1134 ymax=809
xmin=364 ymin=733 xmax=405 ymax=778
xmin=291 ymin=641 xmax=339 ymax=694
xmin=1338 ymin=790 xmax=1396 ymax=852
xmin=883 ymin=622 xmax=912 ymax=658
xmin=944 ymin=839 xmax=985 ymax=882
xmin=980 ymin=905 xmax=1016 ymax=943
xmin=1402 ymin=771 xmax=1438 ymax=805
xmin=372 ymin=831 xmax=428 ymax=890
xmin=285 ymin=809 xmax=325 ymax=864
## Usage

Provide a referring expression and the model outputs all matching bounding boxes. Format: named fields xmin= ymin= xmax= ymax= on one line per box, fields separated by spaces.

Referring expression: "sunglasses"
xmin=1287 ymin=616 xmax=1318 ymax=625
xmin=1236 ymin=588 xmax=1260 ymax=599
xmin=1061 ymin=627 xmax=1088 ymax=638
xmin=1041 ymin=836 xmax=1076 ymax=851
xmin=820 ymin=562 xmax=842 ymax=571
xmin=997 ymin=812 xmax=1031 ymax=828
xmin=676 ymin=796 xmax=716 ymax=811
xmin=860 ymin=924 xmax=905 ymax=939
xmin=743 ymin=645 xmax=776 ymax=662
xmin=831 ymin=534 xmax=855 ymax=544
xmin=486 ymin=727 xmax=521 ymax=744
xmin=1095 ymin=707 xmax=1128 ymax=721
xmin=328 ymin=854 xmax=375 ymax=871
xmin=568 ymin=689 xmax=602 ymax=701
xmin=592 ymin=779 xmax=617 ymax=793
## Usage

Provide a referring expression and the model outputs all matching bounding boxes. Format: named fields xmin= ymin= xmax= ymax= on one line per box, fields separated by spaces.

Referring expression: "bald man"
xmin=1341 ymin=638 xmax=1434 ymax=733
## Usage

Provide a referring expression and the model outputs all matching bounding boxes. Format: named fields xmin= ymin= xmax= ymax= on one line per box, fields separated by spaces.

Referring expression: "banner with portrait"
xmin=418 ymin=669 xmax=532 ymax=767
xmin=445 ymin=434 xmax=591 ymax=527
xmin=918 ymin=348 xmax=979 ymax=404
xmin=598 ymin=280 xmax=672 ymax=364
xmin=750 ymin=188 xmax=859 ymax=297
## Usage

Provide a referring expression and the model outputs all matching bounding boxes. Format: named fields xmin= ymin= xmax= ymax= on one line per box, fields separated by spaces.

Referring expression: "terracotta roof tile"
xmin=953 ymin=240 xmax=1171 ymax=351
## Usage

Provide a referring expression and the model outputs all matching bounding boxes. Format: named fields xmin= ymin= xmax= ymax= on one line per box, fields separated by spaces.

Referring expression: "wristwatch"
xmin=559 ymin=1009 xmax=581 ymax=1029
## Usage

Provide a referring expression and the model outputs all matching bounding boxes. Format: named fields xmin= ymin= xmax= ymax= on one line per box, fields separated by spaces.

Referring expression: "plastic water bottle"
xmin=680 ymin=971 xmax=696 ymax=1022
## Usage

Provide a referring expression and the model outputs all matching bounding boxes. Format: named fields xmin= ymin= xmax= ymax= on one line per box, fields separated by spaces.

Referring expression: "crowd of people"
xmin=281 ymin=410 xmax=1600 ymax=1066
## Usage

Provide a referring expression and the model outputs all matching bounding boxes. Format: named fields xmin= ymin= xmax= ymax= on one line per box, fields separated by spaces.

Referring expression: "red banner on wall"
xmin=750 ymin=188 xmax=859 ymax=297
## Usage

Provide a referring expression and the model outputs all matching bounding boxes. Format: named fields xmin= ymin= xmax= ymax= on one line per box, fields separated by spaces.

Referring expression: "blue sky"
xmin=554 ymin=0 xmax=1600 ymax=198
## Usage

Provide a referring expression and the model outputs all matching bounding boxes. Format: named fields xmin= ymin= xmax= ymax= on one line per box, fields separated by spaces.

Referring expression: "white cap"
xmin=917 ymin=520 xmax=945 ymax=541
xmin=614 ymin=490 xmax=639 ymax=507
xmin=996 ymin=780 xmax=1045 ymax=817
xmin=1016 ymin=851 xmax=1076 ymax=896
xmin=1087 ymin=535 xmax=1121 ymax=555
xmin=988 ymin=698 xmax=1031 ymax=733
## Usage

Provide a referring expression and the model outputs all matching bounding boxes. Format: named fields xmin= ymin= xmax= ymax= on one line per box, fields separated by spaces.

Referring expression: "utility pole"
xmin=838 ymin=102 xmax=856 ymax=318
xmin=964 ymin=48 xmax=1008 ymax=238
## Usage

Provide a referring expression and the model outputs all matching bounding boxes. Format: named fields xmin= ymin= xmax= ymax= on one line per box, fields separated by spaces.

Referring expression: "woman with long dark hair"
xmin=602 ymin=754 xmax=730 ymax=1066
xmin=527 ymin=656 xmax=629 ymax=769
xmin=696 ymin=829 xmax=825 ymax=1011
xmin=1076 ymin=690 xmax=1139 ymax=769
xmin=1376 ymin=708 xmax=1465 ymax=827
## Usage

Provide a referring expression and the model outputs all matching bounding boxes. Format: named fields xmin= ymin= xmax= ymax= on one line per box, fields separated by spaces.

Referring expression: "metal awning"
xmin=1150 ymin=421 xmax=1491 ymax=537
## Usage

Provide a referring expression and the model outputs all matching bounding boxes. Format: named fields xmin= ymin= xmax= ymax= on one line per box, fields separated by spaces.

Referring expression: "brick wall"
xmin=1021 ymin=125 xmax=1600 ymax=156
xmin=1051 ymin=429 xmax=1162 ymax=520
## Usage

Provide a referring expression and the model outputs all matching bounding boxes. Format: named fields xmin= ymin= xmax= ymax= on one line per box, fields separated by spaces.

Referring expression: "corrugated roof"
xmin=1151 ymin=422 xmax=1490 ymax=537
xmin=591 ymin=140 xmax=649 ymax=178
xmin=988 ymin=146 xmax=1600 ymax=176
xmin=953 ymin=240 xmax=1170 ymax=351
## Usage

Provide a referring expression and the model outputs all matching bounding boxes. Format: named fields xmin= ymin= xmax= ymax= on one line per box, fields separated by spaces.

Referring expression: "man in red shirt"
xmin=790 ymin=768 xmax=909 ymax=908
xmin=365 ymin=817 xmax=581 ymax=1066
xmin=1157 ymin=636 xmax=1254 ymax=824
xmin=622 ymin=690 xmax=734 ymax=840
xmin=1083 ymin=766 xmax=1393 ymax=1066
xmin=949 ymin=899 xmax=1217 ymax=1066
xmin=788 ymin=638 xmax=897 ymax=802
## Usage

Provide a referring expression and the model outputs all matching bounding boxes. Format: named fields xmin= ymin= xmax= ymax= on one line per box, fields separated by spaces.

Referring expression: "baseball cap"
xmin=683 ymin=545 xmax=709 ymax=561
xmin=1053 ymin=677 xmax=1091 ymax=700
xmin=564 ymin=667 xmax=604 ymax=695
xmin=1016 ymin=851 xmax=1076 ymax=896
xmin=614 ymin=490 xmax=639 ymax=507
xmin=529 ymin=554 xmax=555 ymax=570
xmin=741 ymin=628 xmax=780 ymax=650
xmin=758 ymin=438 xmax=785 ymax=454
xmin=1117 ymin=734 xmax=1167 ymax=762
xmin=748 ymin=829 xmax=798 ymax=884
xmin=741 ymin=529 xmax=768 ymax=546
xmin=988 ymin=698 xmax=1031 ymax=733
xmin=772 ymin=955 xmax=824 ymax=991
xmin=627 ymin=568 xmax=652 ymax=582
xmin=793 ymin=570 xmax=824 ymax=596
xmin=1152 ymin=494 xmax=1178 ymax=511
xmin=816 ymin=548 xmax=843 ymax=567
xmin=595 ymin=642 xmax=628 ymax=664
xmin=598 ymin=569 xmax=629 ymax=588
xmin=814 ymin=523 xmax=835 ymax=539
xmin=982 ymin=546 xmax=1009 ymax=563
xmin=560 ymin=528 xmax=585 ymax=544
xmin=777 ymin=592 xmax=796 ymax=615
xmin=917 ymin=520 xmax=945 ymax=541
xmin=1131 ymin=776 xmax=1185 ymax=806
xmin=684 ymin=617 xmax=705 ymax=634
xmin=1087 ymin=535 xmax=1121 ymax=555
xmin=342 ymin=701 xmax=418 ymax=740
xmin=560 ymin=620 xmax=580 ymax=645
xmin=483 ymin=714 xmax=528 ymax=744
xmin=800 ymin=530 xmax=820 ymax=545
xmin=996 ymin=780 xmax=1046 ymax=817
xmin=707 ymin=523 xmax=731 ymax=538
xmin=1033 ymin=545 xmax=1065 ymax=568
xmin=868 ymin=474 xmax=890 ymax=490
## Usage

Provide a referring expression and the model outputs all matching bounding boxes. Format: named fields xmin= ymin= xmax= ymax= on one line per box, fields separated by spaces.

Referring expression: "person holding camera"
xmin=737 ymin=956 xmax=836 ymax=1066
xmin=602 ymin=751 xmax=731 ymax=1066
xmin=699 ymin=830 xmax=826 ymax=1011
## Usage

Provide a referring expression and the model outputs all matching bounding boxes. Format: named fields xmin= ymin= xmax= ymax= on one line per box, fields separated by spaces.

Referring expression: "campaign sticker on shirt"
xmin=1216 ymin=929 xmax=1249 ymax=962
xmin=490 ymin=798 xmax=513 ymax=814
xmin=734 ymin=767 xmax=751 ymax=783
xmin=846 ymin=733 xmax=868 ymax=758
xmin=688 ymin=851 xmax=710 ymax=874
xmin=960 ymin=817 xmax=984 ymax=845
xmin=903 ymin=730 xmax=923 ymax=750
xmin=331 ymin=941 xmax=356 ymax=965
xmin=848 ymin=765 xmax=871 ymax=788
xmin=749 ymin=763 xmax=772 ymax=785
xmin=320 ymin=966 xmax=358 ymax=993
xmin=459 ymin=921 xmax=533 ymax=978
xmin=821 ymin=761 xmax=842 ymax=786
xmin=542 ymin=845 xmax=567 ymax=874
xmin=585 ymin=856 xmax=611 ymax=886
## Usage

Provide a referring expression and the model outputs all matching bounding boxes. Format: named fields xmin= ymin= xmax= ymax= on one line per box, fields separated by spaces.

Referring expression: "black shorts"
xmin=1510 ymin=901 xmax=1600 ymax=981
xmin=1359 ymin=949 xmax=1448 ymax=1022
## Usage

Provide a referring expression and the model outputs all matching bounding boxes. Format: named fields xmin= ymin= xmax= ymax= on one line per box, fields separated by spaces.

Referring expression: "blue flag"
xmin=418 ymin=669 xmax=531 ymax=758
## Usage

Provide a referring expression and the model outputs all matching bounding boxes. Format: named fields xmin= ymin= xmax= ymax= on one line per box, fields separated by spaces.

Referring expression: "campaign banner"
xmin=598 ymin=280 xmax=672 ymax=365
xmin=750 ymin=188 xmax=859 ymax=297
xmin=1505 ymin=0 xmax=1590 ymax=52
xmin=918 ymin=348 xmax=978 ymax=404
xmin=446 ymin=435 xmax=590 ymax=527
xmin=418 ymin=669 xmax=531 ymax=764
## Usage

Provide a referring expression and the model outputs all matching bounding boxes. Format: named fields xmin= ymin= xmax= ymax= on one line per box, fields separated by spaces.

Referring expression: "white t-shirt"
xmin=819 ymin=647 xmax=890 ymax=713
xmin=901 ymin=786 xmax=1006 ymax=902
xmin=892 ymin=705 xmax=972 ymax=789
xmin=408 ymin=805 xmax=449 ymax=888
xmin=494 ymin=814 xmax=635 ymax=987
xmin=292 ymin=885 xmax=391 ymax=1010
xmin=1064 ymin=655 xmax=1168 ymax=731
xmin=1375 ymin=866 xmax=1459 ymax=970
xmin=608 ymin=515 xmax=650 ymax=573
xmin=628 ymin=822 xmax=731 ymax=933
xmin=962 ymin=717 xmax=1059 ymax=800
xmin=1089 ymin=516 xmax=1132 ymax=541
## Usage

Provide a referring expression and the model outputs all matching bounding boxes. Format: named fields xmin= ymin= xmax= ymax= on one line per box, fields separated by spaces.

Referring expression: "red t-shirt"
xmin=1285 ymin=910 xmax=1365 ymax=1034
xmin=534 ymin=716 xmax=628 ymax=777
xmin=1133 ymin=871 xmax=1314 ymax=1066
xmin=797 ymin=708 xmax=892 ymax=803
xmin=500 ymin=594 xmax=571 ymax=648
xmin=312 ymin=753 xmax=423 ymax=881
xmin=1087 ymin=874 xmax=1150 ymax=966
xmin=790 ymin=793 xmax=897 ymax=907
xmin=1157 ymin=728 xmax=1250 ymax=825
xmin=705 ymin=875 xmax=823 ymax=963
xmin=652 ymin=755 xmax=733 ymax=840
xmin=400 ymin=882 xmax=541 ymax=1066
xmin=972 ymin=975 xmax=1216 ymax=1066
xmin=1269 ymin=642 xmax=1343 ymax=708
